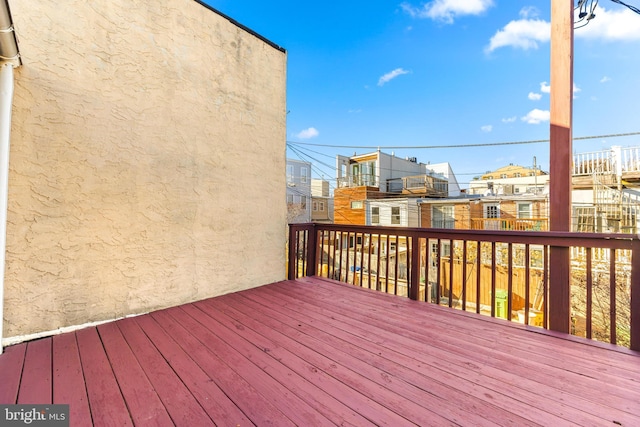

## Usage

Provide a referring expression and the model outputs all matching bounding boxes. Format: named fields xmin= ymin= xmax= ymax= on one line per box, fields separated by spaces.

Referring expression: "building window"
xmin=287 ymin=194 xmax=293 ymax=204
xmin=371 ymin=207 xmax=380 ymax=224
xmin=351 ymin=160 xmax=377 ymax=186
xmin=319 ymin=201 xmax=325 ymax=212
xmin=573 ymin=206 xmax=595 ymax=232
xmin=301 ymin=196 xmax=307 ymax=209
xmin=517 ymin=202 xmax=532 ymax=219
xmin=500 ymin=173 xmax=507 ymax=179
xmin=351 ymin=201 xmax=363 ymax=209
xmin=287 ymin=165 xmax=294 ymax=183
xmin=391 ymin=207 xmax=401 ymax=225
xmin=312 ymin=201 xmax=318 ymax=211
xmin=300 ymin=167 xmax=308 ymax=183
xmin=484 ymin=204 xmax=500 ymax=218
xmin=432 ymin=205 xmax=455 ymax=229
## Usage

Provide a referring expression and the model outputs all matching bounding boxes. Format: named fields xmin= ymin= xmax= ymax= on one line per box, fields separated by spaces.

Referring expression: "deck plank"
xmin=265 ymin=278 xmax=640 ymax=425
xmin=133 ymin=313 xmax=254 ymax=426
xmin=17 ymin=337 xmax=52 ymax=404
xmin=52 ymin=333 xmax=92 ymax=426
xmin=115 ymin=317 xmax=213 ymax=426
xmin=221 ymin=290 xmax=544 ymax=427
xmin=167 ymin=304 xmax=327 ymax=426
xmin=97 ymin=322 xmax=173 ymax=426
xmin=76 ymin=327 xmax=132 ymax=427
xmin=1 ymin=277 xmax=639 ymax=427
xmin=0 ymin=343 xmax=26 ymax=403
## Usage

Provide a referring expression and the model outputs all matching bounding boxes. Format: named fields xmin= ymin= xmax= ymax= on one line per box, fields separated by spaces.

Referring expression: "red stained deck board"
xmin=75 ymin=327 xmax=132 ymax=427
xmin=96 ymin=322 xmax=173 ymax=427
xmin=261 ymin=280 xmax=639 ymax=426
xmin=115 ymin=317 xmax=213 ymax=426
xmin=190 ymin=299 xmax=427 ymax=427
xmin=17 ymin=337 xmax=52 ymax=404
xmin=52 ymin=333 xmax=92 ymax=427
xmin=220 ymin=291 xmax=541 ymax=427
xmin=153 ymin=307 xmax=301 ymax=427
xmin=238 ymin=285 xmax=567 ymax=427
xmin=208 ymin=294 xmax=498 ymax=427
xmin=289 ymin=278 xmax=640 ymax=414
xmin=132 ymin=313 xmax=254 ymax=426
xmin=0 ymin=343 xmax=26 ymax=403
xmin=165 ymin=305 xmax=319 ymax=427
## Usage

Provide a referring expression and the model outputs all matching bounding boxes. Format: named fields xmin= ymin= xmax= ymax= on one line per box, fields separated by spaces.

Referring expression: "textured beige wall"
xmin=4 ymin=0 xmax=287 ymax=338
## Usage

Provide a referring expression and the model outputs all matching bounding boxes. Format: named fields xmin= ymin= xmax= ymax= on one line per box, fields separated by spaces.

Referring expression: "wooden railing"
xmin=471 ymin=217 xmax=548 ymax=231
xmin=288 ymin=223 xmax=640 ymax=351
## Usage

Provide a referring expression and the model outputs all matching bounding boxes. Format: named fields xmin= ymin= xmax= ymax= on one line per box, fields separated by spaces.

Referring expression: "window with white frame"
xmin=371 ymin=207 xmax=380 ymax=224
xmin=391 ymin=207 xmax=401 ymax=225
xmin=517 ymin=202 xmax=532 ymax=218
xmin=301 ymin=196 xmax=307 ymax=209
xmin=432 ymin=205 xmax=455 ymax=228
xmin=300 ymin=166 xmax=308 ymax=183
xmin=287 ymin=194 xmax=294 ymax=204
xmin=319 ymin=201 xmax=325 ymax=211
xmin=286 ymin=165 xmax=294 ymax=183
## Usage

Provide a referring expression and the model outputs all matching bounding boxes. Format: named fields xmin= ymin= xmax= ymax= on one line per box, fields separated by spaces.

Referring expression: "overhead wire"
xmin=286 ymin=131 xmax=640 ymax=150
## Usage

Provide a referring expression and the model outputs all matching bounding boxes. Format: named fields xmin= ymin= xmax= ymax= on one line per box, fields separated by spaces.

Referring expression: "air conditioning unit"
xmin=502 ymin=184 xmax=514 ymax=195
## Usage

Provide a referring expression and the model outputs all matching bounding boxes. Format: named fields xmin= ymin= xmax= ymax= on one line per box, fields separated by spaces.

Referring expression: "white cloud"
xmin=528 ymin=92 xmax=542 ymax=101
xmin=600 ymin=76 xmax=611 ymax=83
xmin=540 ymin=81 xmax=551 ymax=93
xmin=401 ymin=0 xmax=494 ymax=24
xmin=485 ymin=18 xmax=549 ymax=52
xmin=378 ymin=68 xmax=410 ymax=86
xmin=577 ymin=7 xmax=640 ymax=42
xmin=502 ymin=116 xmax=517 ymax=123
xmin=521 ymin=109 xmax=550 ymax=124
xmin=295 ymin=127 xmax=319 ymax=139
xmin=481 ymin=125 xmax=493 ymax=132
xmin=488 ymin=6 xmax=640 ymax=54
xmin=519 ymin=6 xmax=540 ymax=19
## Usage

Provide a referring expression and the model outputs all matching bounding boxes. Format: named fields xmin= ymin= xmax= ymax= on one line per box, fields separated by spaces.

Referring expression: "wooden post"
xmin=631 ymin=237 xmax=640 ymax=351
xmin=409 ymin=234 xmax=420 ymax=300
xmin=305 ymin=223 xmax=317 ymax=277
xmin=548 ymin=0 xmax=574 ymax=334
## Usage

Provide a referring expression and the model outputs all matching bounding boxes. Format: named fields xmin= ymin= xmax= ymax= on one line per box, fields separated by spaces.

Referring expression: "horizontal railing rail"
xmin=288 ymin=223 xmax=640 ymax=351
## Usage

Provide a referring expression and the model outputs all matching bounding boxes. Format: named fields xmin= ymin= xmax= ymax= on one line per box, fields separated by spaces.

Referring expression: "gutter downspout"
xmin=0 ymin=0 xmax=20 ymax=355
xmin=0 ymin=63 xmax=13 ymax=354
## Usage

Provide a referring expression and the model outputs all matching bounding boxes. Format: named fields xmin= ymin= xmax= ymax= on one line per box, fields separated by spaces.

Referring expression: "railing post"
xmin=287 ymin=224 xmax=298 ymax=280
xmin=631 ymin=237 xmax=640 ymax=351
xmin=409 ymin=234 xmax=420 ymax=300
xmin=306 ymin=223 xmax=317 ymax=277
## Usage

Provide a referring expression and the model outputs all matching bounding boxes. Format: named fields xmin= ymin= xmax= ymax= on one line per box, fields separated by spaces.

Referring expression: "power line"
xmin=610 ymin=0 xmax=640 ymax=14
xmin=287 ymin=131 xmax=640 ymax=150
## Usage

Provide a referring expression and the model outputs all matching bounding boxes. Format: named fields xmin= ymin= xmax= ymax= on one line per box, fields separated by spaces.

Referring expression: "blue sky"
xmin=207 ymin=1 xmax=640 ymax=189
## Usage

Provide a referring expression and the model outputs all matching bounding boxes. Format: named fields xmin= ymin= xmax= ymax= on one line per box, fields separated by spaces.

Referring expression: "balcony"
xmin=386 ymin=174 xmax=448 ymax=196
xmin=1 ymin=225 xmax=639 ymax=425
xmin=471 ymin=217 xmax=549 ymax=231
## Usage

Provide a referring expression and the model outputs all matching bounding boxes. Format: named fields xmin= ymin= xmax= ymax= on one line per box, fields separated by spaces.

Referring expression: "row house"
xmin=334 ymin=150 xmax=460 ymax=225
xmin=286 ymin=158 xmax=312 ymax=223
xmin=311 ymin=178 xmax=333 ymax=223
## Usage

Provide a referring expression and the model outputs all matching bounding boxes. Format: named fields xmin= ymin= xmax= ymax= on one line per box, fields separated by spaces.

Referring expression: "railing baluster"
xmin=507 ymin=243 xmax=513 ymax=321
xmin=491 ymin=241 xmax=496 ymax=318
xmin=436 ymin=239 xmax=441 ymax=305
xmin=475 ymin=241 xmax=480 ymax=314
xmin=586 ymin=247 xmax=593 ymax=339
xmin=394 ymin=234 xmax=400 ymax=296
xmin=448 ymin=240 xmax=454 ymax=308
xmin=462 ymin=240 xmax=467 ymax=311
xmin=524 ymin=244 xmax=530 ymax=326
xmin=610 ymin=249 xmax=617 ymax=345
xmin=385 ymin=236 xmax=390 ymax=293
xmin=337 ymin=231 xmax=344 ymax=282
xmin=543 ymin=245 xmax=549 ymax=329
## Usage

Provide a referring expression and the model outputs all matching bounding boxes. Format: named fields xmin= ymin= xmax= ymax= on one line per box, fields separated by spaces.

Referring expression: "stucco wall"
xmin=4 ymin=0 xmax=287 ymax=338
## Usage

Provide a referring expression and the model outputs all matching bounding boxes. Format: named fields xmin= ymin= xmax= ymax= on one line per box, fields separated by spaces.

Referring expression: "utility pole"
xmin=548 ymin=0 xmax=574 ymax=333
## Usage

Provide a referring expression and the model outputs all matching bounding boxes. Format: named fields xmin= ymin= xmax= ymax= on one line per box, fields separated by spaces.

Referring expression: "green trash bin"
xmin=494 ymin=289 xmax=509 ymax=319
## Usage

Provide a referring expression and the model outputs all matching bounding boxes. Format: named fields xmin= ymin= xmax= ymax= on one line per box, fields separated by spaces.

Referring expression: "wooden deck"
xmin=1 ymin=276 xmax=639 ymax=426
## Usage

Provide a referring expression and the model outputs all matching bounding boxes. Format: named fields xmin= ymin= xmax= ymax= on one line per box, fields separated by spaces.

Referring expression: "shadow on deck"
xmin=1 ymin=277 xmax=639 ymax=426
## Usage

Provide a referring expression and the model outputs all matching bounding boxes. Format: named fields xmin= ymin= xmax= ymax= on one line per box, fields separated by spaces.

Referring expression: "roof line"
xmin=193 ymin=0 xmax=286 ymax=53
